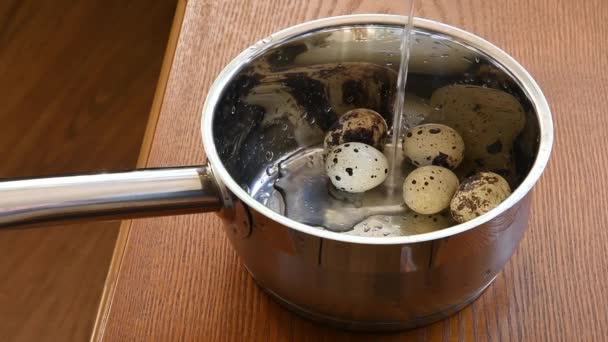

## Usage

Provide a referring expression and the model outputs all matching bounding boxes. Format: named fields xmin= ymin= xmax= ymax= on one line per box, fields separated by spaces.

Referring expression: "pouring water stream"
xmin=387 ymin=0 xmax=417 ymax=189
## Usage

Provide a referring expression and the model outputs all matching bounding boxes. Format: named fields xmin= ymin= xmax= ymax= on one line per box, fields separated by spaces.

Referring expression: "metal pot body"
xmin=205 ymin=15 xmax=552 ymax=330
xmin=219 ymin=195 xmax=528 ymax=330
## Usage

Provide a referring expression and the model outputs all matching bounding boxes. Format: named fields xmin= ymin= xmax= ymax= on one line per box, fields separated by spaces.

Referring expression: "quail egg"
xmin=403 ymin=165 xmax=459 ymax=214
xmin=324 ymin=108 xmax=388 ymax=150
xmin=403 ymin=123 xmax=465 ymax=169
xmin=450 ymin=172 xmax=511 ymax=223
xmin=326 ymin=142 xmax=388 ymax=193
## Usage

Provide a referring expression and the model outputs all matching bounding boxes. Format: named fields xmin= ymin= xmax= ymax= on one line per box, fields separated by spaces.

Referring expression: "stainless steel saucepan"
xmin=0 ymin=15 xmax=552 ymax=330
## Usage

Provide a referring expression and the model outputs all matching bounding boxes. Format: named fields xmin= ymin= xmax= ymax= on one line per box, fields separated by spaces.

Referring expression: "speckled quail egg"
xmin=403 ymin=165 xmax=459 ymax=215
xmin=326 ymin=142 xmax=388 ymax=193
xmin=324 ymin=108 xmax=388 ymax=151
xmin=403 ymin=123 xmax=465 ymax=169
xmin=450 ymin=172 xmax=511 ymax=223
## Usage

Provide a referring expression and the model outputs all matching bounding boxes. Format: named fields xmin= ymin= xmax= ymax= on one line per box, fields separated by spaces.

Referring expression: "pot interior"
xmin=211 ymin=22 xmax=540 ymax=234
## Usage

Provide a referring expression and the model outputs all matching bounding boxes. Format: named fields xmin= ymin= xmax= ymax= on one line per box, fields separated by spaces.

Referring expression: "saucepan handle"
xmin=0 ymin=166 xmax=223 ymax=229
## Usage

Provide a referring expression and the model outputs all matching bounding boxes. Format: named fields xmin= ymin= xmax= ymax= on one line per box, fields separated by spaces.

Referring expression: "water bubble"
xmin=230 ymin=105 xmax=236 ymax=115
xmin=310 ymin=117 xmax=316 ymax=125
xmin=434 ymin=105 xmax=443 ymax=111
xmin=386 ymin=52 xmax=394 ymax=57
xmin=265 ymin=151 xmax=274 ymax=161
xmin=423 ymin=60 xmax=429 ymax=64
xmin=262 ymin=37 xmax=273 ymax=44
xmin=440 ymin=54 xmax=449 ymax=58
xmin=411 ymin=113 xmax=425 ymax=125
xmin=475 ymin=57 xmax=481 ymax=63
xmin=324 ymin=106 xmax=332 ymax=113
xmin=383 ymin=231 xmax=391 ymax=236
xmin=386 ymin=62 xmax=393 ymax=67
xmin=462 ymin=57 xmax=473 ymax=63
xmin=265 ymin=165 xmax=277 ymax=176
xmin=240 ymin=183 xmax=251 ymax=194
xmin=281 ymin=123 xmax=289 ymax=131
xmin=346 ymin=96 xmax=354 ymax=102
xmin=415 ymin=38 xmax=421 ymax=44
xmin=481 ymin=84 xmax=488 ymax=88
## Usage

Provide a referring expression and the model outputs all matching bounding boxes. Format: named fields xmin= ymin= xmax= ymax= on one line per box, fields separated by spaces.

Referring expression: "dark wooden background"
xmin=0 ymin=1 xmax=175 ymax=340
xmin=99 ymin=0 xmax=608 ymax=340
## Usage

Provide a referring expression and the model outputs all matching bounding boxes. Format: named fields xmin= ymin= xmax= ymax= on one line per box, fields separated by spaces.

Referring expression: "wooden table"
xmin=92 ymin=0 xmax=608 ymax=340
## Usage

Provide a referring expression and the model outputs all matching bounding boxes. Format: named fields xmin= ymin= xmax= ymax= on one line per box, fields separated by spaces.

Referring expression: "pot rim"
xmin=201 ymin=14 xmax=553 ymax=245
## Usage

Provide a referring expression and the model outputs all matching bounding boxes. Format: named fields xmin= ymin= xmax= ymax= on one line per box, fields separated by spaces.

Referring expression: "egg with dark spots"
xmin=324 ymin=108 xmax=388 ymax=150
xmin=403 ymin=123 xmax=465 ymax=169
xmin=403 ymin=165 xmax=459 ymax=214
xmin=325 ymin=142 xmax=388 ymax=193
xmin=450 ymin=172 xmax=511 ymax=223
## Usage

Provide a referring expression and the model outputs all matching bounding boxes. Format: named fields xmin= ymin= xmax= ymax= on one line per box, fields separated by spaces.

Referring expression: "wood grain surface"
xmin=0 ymin=1 xmax=175 ymax=341
xmin=91 ymin=1 xmax=187 ymax=340
xmin=100 ymin=0 xmax=608 ymax=341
